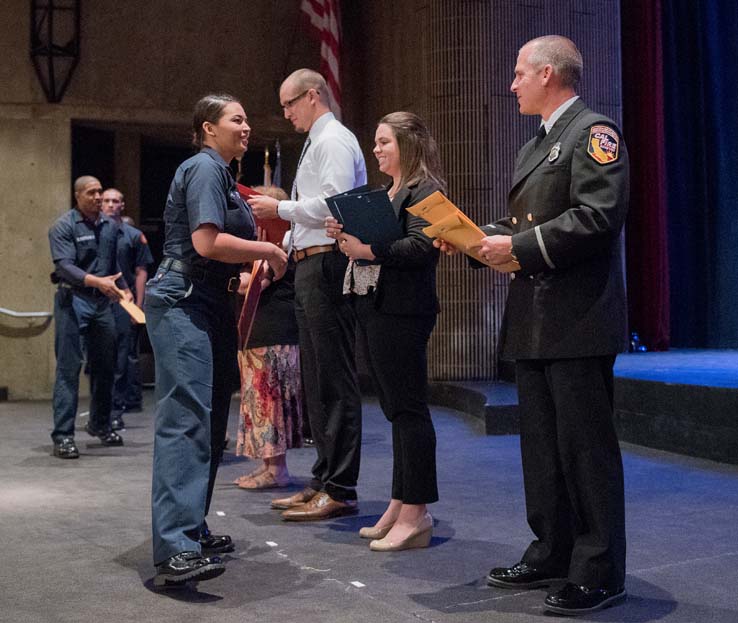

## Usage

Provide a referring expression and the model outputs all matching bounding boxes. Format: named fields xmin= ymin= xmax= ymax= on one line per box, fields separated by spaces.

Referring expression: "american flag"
xmin=300 ymin=0 xmax=342 ymax=120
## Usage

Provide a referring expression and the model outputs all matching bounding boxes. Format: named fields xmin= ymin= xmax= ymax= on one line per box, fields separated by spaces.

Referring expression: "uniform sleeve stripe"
xmin=535 ymin=226 xmax=556 ymax=269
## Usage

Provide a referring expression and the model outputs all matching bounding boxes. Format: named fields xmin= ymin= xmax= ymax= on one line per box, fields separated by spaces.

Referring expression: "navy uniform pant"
xmin=124 ymin=324 xmax=144 ymax=408
xmin=111 ymin=304 xmax=143 ymax=416
xmin=516 ymin=356 xmax=626 ymax=590
xmin=145 ymin=270 xmax=237 ymax=565
xmin=51 ymin=288 xmax=116 ymax=440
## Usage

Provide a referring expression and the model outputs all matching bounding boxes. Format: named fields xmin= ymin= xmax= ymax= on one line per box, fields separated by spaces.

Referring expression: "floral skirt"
xmin=236 ymin=344 xmax=303 ymax=459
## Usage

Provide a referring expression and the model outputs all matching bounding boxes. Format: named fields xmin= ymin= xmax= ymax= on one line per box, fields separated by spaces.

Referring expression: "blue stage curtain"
xmin=662 ymin=0 xmax=738 ymax=347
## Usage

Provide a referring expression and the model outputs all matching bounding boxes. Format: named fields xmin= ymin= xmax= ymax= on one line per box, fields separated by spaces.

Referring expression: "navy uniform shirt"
xmin=116 ymin=223 xmax=154 ymax=296
xmin=161 ymin=147 xmax=255 ymax=277
xmin=49 ymin=209 xmax=127 ymax=290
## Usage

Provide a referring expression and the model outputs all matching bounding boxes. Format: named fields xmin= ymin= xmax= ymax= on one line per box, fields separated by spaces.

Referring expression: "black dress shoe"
xmin=199 ymin=528 xmax=234 ymax=554
xmin=544 ymin=582 xmax=626 ymax=615
xmin=85 ymin=425 xmax=124 ymax=446
xmin=153 ymin=551 xmax=225 ymax=587
xmin=53 ymin=437 xmax=79 ymax=459
xmin=111 ymin=417 xmax=125 ymax=431
xmin=487 ymin=561 xmax=566 ymax=588
xmin=97 ymin=430 xmax=124 ymax=445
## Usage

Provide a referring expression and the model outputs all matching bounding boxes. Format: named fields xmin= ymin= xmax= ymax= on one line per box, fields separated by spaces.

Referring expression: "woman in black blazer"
xmin=327 ymin=112 xmax=445 ymax=551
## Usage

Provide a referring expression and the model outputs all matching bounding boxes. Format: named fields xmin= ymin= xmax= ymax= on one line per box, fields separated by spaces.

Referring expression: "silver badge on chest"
xmin=548 ymin=142 xmax=561 ymax=163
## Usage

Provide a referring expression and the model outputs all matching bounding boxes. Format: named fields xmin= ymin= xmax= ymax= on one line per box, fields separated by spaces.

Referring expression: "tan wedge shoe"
xmin=359 ymin=522 xmax=394 ymax=539
xmin=369 ymin=513 xmax=433 ymax=552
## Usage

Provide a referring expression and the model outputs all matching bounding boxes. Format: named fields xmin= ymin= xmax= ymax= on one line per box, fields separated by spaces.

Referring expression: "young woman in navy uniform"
xmin=146 ymin=94 xmax=287 ymax=587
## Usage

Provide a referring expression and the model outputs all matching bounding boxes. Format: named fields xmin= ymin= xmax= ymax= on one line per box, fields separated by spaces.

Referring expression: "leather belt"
xmin=58 ymin=281 xmax=106 ymax=299
xmin=159 ymin=257 xmax=240 ymax=292
xmin=292 ymin=244 xmax=337 ymax=263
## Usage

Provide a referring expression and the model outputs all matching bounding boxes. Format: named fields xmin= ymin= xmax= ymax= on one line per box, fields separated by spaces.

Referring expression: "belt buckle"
xmin=227 ymin=276 xmax=241 ymax=293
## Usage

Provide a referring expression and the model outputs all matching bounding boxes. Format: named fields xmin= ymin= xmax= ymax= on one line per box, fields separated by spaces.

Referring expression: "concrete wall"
xmin=0 ymin=119 xmax=70 ymax=398
xmin=0 ymin=0 xmax=318 ymax=399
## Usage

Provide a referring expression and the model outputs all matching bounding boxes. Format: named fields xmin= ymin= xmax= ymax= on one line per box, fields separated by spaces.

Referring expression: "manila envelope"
xmin=407 ymin=192 xmax=519 ymax=273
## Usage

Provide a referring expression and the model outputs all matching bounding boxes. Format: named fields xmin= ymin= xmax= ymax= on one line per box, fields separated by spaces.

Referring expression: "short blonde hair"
xmin=284 ymin=68 xmax=326 ymax=93
xmin=525 ymin=35 xmax=583 ymax=89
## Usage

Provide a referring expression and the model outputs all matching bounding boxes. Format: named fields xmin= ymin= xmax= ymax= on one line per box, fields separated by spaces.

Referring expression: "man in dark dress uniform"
xmin=48 ymin=176 xmax=132 ymax=458
xmin=441 ymin=36 xmax=629 ymax=615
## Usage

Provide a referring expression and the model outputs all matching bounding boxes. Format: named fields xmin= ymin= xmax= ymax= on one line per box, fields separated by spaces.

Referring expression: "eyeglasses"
xmin=281 ymin=89 xmax=316 ymax=110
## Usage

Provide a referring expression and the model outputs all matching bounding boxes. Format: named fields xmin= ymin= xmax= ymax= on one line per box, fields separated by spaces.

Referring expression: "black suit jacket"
xmin=486 ymin=99 xmax=629 ymax=360
xmin=369 ymin=179 xmax=441 ymax=316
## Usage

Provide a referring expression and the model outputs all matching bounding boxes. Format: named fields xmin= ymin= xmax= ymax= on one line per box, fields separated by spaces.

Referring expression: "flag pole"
xmin=263 ymin=146 xmax=272 ymax=187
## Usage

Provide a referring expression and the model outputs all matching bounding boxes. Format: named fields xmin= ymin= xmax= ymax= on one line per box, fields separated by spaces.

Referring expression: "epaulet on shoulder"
xmin=577 ymin=110 xmax=619 ymax=132
xmin=52 ymin=210 xmax=72 ymax=228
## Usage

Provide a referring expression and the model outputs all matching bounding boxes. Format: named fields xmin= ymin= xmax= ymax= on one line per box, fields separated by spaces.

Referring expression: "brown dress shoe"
xmin=281 ymin=492 xmax=358 ymax=522
xmin=271 ymin=486 xmax=319 ymax=510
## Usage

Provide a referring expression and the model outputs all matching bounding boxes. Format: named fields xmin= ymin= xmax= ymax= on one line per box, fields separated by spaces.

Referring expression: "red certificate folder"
xmin=237 ymin=183 xmax=290 ymax=244
xmin=237 ymin=259 xmax=265 ymax=350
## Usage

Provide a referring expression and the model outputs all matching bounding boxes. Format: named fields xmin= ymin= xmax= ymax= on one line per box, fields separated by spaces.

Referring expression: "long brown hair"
xmin=378 ymin=112 xmax=446 ymax=193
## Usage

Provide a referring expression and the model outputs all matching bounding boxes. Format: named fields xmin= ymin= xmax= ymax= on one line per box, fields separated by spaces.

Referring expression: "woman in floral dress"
xmin=235 ymin=186 xmax=302 ymax=489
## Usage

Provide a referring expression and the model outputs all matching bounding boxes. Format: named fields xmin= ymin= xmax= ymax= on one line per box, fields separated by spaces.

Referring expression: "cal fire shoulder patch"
xmin=587 ymin=125 xmax=620 ymax=165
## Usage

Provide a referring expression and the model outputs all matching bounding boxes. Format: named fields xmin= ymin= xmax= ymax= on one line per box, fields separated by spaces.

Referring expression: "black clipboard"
xmin=326 ymin=186 xmax=404 ymax=248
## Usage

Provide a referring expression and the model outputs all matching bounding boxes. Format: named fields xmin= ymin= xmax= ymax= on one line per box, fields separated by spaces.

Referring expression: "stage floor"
xmin=1 ymin=392 xmax=738 ymax=622
xmin=615 ymin=348 xmax=738 ymax=388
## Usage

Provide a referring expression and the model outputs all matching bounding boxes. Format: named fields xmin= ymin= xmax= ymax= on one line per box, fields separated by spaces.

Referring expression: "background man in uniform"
xmin=101 ymin=188 xmax=153 ymax=429
xmin=250 ymin=69 xmax=367 ymax=520
xmin=439 ymin=36 xmax=629 ymax=615
xmin=48 ymin=176 xmax=132 ymax=458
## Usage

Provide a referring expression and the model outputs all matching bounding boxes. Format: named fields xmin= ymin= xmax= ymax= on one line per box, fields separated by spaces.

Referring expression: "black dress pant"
xmin=294 ymin=250 xmax=362 ymax=501
xmin=515 ymin=356 xmax=626 ymax=589
xmin=354 ymin=294 xmax=438 ymax=504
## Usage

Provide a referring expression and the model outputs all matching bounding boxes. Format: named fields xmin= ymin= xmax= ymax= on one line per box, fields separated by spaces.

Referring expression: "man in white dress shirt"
xmin=250 ymin=69 xmax=367 ymax=520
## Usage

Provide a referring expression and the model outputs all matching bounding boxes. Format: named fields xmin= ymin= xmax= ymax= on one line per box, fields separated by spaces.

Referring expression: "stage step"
xmin=362 ymin=349 xmax=738 ymax=466
xmin=427 ymin=381 xmax=519 ymax=435
xmin=615 ymin=377 xmax=738 ymax=465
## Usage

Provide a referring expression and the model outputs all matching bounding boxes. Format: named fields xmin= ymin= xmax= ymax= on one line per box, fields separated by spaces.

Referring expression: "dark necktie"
xmin=534 ymin=124 xmax=547 ymax=148
xmin=287 ymin=137 xmax=312 ymax=255
xmin=290 ymin=137 xmax=312 ymax=201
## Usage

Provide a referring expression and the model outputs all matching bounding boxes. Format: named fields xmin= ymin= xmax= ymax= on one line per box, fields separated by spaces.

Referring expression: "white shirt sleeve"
xmin=277 ymin=134 xmax=361 ymax=228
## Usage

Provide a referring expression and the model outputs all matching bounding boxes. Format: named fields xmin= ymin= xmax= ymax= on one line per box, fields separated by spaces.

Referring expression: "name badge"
xmin=548 ymin=142 xmax=561 ymax=163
